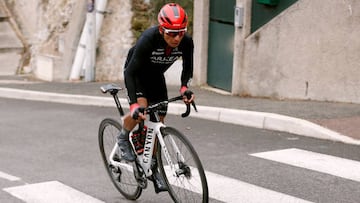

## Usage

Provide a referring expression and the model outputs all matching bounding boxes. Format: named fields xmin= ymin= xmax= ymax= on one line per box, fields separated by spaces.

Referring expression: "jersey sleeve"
xmin=181 ymin=37 xmax=194 ymax=87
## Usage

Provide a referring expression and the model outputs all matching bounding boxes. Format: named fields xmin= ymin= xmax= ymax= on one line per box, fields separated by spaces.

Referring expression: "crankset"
xmin=133 ymin=162 xmax=148 ymax=189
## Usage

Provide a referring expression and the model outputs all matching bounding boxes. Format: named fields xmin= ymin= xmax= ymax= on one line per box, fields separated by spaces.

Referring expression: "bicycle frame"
xmin=108 ymin=119 xmax=182 ymax=178
xmin=100 ymin=84 xmax=193 ymax=180
xmin=134 ymin=120 xmax=163 ymax=177
xmin=100 ymin=84 xmax=208 ymax=202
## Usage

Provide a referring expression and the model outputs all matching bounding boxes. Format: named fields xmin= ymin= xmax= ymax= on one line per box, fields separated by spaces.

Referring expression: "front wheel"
xmin=98 ymin=118 xmax=142 ymax=200
xmin=157 ymin=127 xmax=209 ymax=203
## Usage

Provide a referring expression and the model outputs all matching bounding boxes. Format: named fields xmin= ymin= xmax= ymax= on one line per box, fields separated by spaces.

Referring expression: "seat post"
xmin=112 ymin=93 xmax=125 ymax=117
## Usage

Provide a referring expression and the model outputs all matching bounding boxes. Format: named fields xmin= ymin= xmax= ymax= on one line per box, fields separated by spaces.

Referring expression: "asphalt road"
xmin=1 ymin=98 xmax=359 ymax=203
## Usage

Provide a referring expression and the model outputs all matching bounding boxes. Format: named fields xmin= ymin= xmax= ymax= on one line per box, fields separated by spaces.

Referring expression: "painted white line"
xmin=1 ymin=164 xmax=311 ymax=203
xmin=164 ymin=166 xmax=312 ymax=203
xmin=207 ymin=170 xmax=313 ymax=203
xmin=0 ymin=80 xmax=41 ymax=84
xmin=3 ymin=181 xmax=104 ymax=203
xmin=251 ymin=148 xmax=360 ymax=182
xmin=0 ymin=171 xmax=21 ymax=181
xmin=0 ymin=87 xmax=120 ymax=107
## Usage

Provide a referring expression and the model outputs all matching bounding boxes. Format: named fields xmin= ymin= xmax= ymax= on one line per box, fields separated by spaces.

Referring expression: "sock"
xmin=118 ymin=128 xmax=130 ymax=140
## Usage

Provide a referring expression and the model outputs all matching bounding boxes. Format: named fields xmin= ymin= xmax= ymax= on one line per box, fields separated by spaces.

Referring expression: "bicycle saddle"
xmin=100 ymin=84 xmax=123 ymax=94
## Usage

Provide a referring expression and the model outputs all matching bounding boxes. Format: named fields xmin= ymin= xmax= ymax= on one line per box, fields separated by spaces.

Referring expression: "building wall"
xmin=192 ymin=0 xmax=209 ymax=86
xmin=6 ymin=0 xmax=360 ymax=103
xmin=238 ymin=0 xmax=360 ymax=103
xmin=194 ymin=0 xmax=360 ymax=103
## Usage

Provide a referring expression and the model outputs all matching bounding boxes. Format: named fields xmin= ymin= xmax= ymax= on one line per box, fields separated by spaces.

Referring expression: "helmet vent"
xmin=171 ymin=5 xmax=180 ymax=19
xmin=182 ymin=16 xmax=187 ymax=24
xmin=161 ymin=10 xmax=173 ymax=25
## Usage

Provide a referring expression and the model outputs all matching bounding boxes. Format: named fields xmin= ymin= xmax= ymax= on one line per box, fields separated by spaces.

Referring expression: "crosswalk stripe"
xmin=3 ymin=181 xmax=104 ymax=203
xmin=205 ymin=170 xmax=313 ymax=203
xmin=250 ymin=148 xmax=360 ymax=182
xmin=4 ymin=148 xmax=356 ymax=202
xmin=0 ymin=171 xmax=21 ymax=181
xmin=164 ymin=166 xmax=313 ymax=203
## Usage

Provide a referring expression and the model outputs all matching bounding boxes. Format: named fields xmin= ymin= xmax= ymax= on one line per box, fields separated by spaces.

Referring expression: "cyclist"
xmin=117 ymin=3 xmax=194 ymax=193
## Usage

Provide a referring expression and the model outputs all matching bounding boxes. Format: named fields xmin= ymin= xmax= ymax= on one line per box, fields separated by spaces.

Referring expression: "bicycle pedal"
xmin=137 ymin=177 xmax=148 ymax=189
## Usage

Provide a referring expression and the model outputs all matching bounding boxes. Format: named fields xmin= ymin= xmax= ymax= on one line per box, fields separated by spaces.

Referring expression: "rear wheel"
xmin=98 ymin=118 xmax=142 ymax=200
xmin=157 ymin=127 xmax=209 ymax=203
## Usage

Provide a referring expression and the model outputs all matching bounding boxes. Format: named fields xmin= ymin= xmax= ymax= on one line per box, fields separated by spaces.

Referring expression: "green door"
xmin=207 ymin=0 xmax=235 ymax=91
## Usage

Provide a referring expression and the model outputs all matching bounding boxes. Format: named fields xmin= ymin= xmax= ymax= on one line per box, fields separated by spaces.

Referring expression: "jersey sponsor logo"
xmin=143 ymin=127 xmax=154 ymax=163
xmin=151 ymin=47 xmax=181 ymax=55
xmin=150 ymin=55 xmax=180 ymax=64
xmin=150 ymin=47 xmax=182 ymax=64
xmin=152 ymin=49 xmax=164 ymax=55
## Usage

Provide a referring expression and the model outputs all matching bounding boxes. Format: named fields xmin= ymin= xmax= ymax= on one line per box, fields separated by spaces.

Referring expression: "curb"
xmin=1 ymin=87 xmax=359 ymax=146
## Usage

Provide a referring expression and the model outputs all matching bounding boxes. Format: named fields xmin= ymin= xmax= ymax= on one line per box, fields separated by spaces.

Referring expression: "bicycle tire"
xmin=157 ymin=127 xmax=209 ymax=203
xmin=98 ymin=118 xmax=142 ymax=200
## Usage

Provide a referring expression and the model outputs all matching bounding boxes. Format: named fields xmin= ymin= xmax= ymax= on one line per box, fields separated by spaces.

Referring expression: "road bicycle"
xmin=98 ymin=83 xmax=209 ymax=202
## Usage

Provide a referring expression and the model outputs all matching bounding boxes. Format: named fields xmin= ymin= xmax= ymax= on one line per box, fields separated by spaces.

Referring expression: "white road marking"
xmin=5 ymin=147 xmax=357 ymax=203
xmin=164 ymin=166 xmax=313 ymax=203
xmin=206 ymin=170 xmax=313 ymax=203
xmin=0 ymin=171 xmax=21 ymax=181
xmin=251 ymin=148 xmax=360 ymax=182
xmin=3 ymin=181 xmax=104 ymax=203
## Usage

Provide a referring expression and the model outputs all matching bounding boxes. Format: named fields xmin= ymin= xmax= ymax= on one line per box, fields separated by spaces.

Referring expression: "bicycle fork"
xmin=158 ymin=128 xmax=187 ymax=178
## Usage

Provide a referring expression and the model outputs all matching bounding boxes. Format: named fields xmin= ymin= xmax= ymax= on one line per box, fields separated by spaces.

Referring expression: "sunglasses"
xmin=163 ymin=27 xmax=187 ymax=37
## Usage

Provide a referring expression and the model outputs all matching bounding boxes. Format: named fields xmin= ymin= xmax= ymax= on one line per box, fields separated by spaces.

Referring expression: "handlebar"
xmin=100 ymin=84 xmax=197 ymax=118
xmin=146 ymin=95 xmax=198 ymax=118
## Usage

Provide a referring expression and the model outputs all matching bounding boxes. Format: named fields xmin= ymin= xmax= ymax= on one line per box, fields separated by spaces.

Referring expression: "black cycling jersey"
xmin=124 ymin=26 xmax=194 ymax=105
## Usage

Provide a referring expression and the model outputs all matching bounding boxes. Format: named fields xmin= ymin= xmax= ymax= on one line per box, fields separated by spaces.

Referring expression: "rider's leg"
xmin=150 ymin=114 xmax=168 ymax=193
xmin=151 ymin=157 xmax=168 ymax=193
xmin=117 ymin=98 xmax=148 ymax=162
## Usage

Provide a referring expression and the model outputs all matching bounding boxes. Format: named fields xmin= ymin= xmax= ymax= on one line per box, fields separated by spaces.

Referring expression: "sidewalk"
xmin=0 ymin=75 xmax=359 ymax=145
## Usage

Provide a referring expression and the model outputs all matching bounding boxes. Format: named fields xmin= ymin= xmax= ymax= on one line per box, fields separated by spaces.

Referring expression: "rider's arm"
xmin=179 ymin=36 xmax=194 ymax=103
xmin=180 ymin=36 xmax=194 ymax=89
xmin=124 ymin=36 xmax=153 ymax=105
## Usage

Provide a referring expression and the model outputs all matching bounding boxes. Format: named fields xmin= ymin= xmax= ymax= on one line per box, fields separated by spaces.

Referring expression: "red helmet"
xmin=158 ymin=3 xmax=188 ymax=30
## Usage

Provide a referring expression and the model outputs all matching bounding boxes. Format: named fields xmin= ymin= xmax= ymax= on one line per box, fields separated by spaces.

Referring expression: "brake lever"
xmin=191 ymin=101 xmax=198 ymax=112
xmin=181 ymin=101 xmax=198 ymax=117
xmin=173 ymin=93 xmax=197 ymax=117
xmin=181 ymin=104 xmax=191 ymax=118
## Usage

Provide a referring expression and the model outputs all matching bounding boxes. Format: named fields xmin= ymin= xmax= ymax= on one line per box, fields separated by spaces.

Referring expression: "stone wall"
xmin=6 ymin=0 xmax=76 ymax=56
xmin=3 ymin=0 xmax=39 ymax=44
xmin=0 ymin=0 xmax=24 ymax=75
xmin=95 ymin=0 xmax=133 ymax=81
xmin=5 ymin=0 xmax=78 ymax=80
xmin=6 ymin=0 xmax=133 ymax=81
